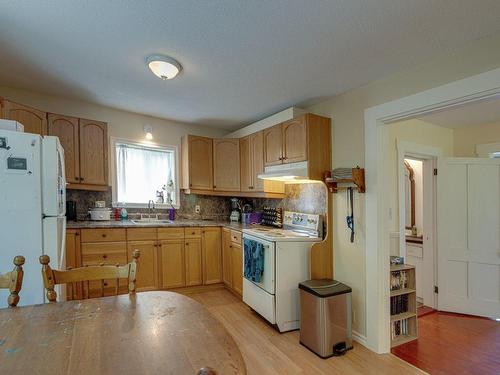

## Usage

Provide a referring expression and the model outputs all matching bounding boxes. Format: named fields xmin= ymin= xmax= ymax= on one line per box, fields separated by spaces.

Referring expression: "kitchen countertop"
xmin=66 ymin=219 xmax=256 ymax=231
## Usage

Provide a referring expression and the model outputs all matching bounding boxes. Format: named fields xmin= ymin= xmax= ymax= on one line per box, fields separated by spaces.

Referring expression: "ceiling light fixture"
xmin=146 ymin=54 xmax=182 ymax=80
xmin=143 ymin=124 xmax=153 ymax=140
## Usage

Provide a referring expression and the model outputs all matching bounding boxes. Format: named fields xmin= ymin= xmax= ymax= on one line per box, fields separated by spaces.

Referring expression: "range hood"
xmin=258 ymin=161 xmax=310 ymax=181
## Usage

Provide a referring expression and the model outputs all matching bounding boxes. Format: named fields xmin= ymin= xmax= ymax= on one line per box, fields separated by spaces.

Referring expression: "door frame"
xmin=397 ymin=141 xmax=441 ymax=309
xmin=364 ymin=66 xmax=500 ymax=354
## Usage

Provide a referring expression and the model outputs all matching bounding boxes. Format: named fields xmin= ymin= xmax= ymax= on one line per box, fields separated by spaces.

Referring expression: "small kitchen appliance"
xmin=66 ymin=201 xmax=77 ymax=221
xmin=89 ymin=207 xmax=112 ymax=221
xmin=230 ymin=198 xmax=241 ymax=222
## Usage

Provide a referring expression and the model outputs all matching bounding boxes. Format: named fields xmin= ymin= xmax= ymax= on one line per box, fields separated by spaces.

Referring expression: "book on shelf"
xmin=390 ymin=270 xmax=409 ymax=290
xmin=390 ymin=294 xmax=409 ymax=315
xmin=391 ymin=318 xmax=410 ymax=340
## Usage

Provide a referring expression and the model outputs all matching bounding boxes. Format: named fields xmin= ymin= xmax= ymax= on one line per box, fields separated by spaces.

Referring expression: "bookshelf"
xmin=390 ymin=264 xmax=418 ymax=347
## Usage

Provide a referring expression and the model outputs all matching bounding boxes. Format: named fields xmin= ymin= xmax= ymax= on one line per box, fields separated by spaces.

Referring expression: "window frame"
xmin=111 ymin=137 xmax=180 ymax=209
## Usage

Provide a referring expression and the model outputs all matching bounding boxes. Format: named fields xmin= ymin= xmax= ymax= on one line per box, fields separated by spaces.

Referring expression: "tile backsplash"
xmin=67 ymin=182 xmax=327 ymax=221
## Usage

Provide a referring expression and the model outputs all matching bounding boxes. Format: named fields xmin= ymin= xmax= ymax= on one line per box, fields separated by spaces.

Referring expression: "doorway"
xmin=363 ymin=67 xmax=500 ymax=355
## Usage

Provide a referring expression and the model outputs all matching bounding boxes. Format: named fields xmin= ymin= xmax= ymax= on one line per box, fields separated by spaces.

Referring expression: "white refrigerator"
xmin=0 ymin=129 xmax=66 ymax=307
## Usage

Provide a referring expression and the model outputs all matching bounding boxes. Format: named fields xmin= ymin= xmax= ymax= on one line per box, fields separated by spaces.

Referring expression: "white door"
xmin=437 ymin=157 xmax=500 ymax=317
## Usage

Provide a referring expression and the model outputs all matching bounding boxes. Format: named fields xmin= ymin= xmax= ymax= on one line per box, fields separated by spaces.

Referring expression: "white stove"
xmin=242 ymin=211 xmax=324 ymax=332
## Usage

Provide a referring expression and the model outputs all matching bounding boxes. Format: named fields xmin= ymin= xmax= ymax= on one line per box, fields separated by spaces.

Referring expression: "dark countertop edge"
xmin=66 ymin=220 xmax=254 ymax=231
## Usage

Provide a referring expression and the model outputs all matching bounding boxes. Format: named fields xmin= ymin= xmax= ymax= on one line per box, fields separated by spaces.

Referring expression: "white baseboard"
xmin=352 ymin=330 xmax=367 ymax=347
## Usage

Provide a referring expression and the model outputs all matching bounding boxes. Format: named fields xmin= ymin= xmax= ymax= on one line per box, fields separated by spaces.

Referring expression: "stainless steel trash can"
xmin=299 ymin=279 xmax=353 ymax=358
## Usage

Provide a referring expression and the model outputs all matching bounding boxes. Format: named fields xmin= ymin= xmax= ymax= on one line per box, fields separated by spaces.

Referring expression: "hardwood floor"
xmin=187 ymin=288 xmax=424 ymax=375
xmin=392 ymin=311 xmax=500 ymax=375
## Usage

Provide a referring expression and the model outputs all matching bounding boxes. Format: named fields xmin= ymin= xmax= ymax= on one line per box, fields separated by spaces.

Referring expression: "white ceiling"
xmin=418 ymin=96 xmax=500 ymax=128
xmin=1 ymin=1 xmax=500 ymax=130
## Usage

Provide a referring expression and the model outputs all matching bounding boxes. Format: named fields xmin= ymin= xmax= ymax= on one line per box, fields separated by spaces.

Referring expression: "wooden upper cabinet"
xmin=250 ymin=131 xmax=264 ymax=191
xmin=1 ymin=99 xmax=47 ymax=135
xmin=240 ymin=131 xmax=264 ymax=192
xmin=202 ymin=227 xmax=222 ymax=285
xmin=263 ymin=124 xmax=283 ymax=166
xmin=282 ymin=117 xmax=307 ymax=163
xmin=183 ymin=135 xmax=213 ymax=190
xmin=240 ymin=136 xmax=251 ymax=192
xmin=48 ymin=113 xmax=80 ymax=184
xmin=213 ymin=138 xmax=240 ymax=191
xmin=79 ymin=119 xmax=108 ymax=186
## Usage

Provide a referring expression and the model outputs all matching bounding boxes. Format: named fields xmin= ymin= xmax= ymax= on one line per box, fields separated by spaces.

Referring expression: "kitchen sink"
xmin=131 ymin=219 xmax=173 ymax=225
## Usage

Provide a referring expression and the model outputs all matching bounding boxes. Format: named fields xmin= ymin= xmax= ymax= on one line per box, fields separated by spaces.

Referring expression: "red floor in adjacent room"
xmin=391 ymin=310 xmax=500 ymax=375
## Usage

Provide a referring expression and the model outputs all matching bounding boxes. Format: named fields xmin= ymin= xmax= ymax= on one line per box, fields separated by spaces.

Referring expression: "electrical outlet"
xmin=195 ymin=205 xmax=201 ymax=214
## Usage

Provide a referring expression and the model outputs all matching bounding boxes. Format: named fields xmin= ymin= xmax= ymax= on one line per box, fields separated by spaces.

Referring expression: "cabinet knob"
xmin=102 ymin=234 xmax=107 ymax=238
xmin=186 ymin=243 xmax=189 ymax=246
xmin=189 ymin=183 xmax=192 ymax=187
xmin=213 ymin=185 xmax=216 ymax=189
xmin=80 ymin=177 xmax=84 ymax=181
xmin=103 ymin=254 xmax=107 ymax=259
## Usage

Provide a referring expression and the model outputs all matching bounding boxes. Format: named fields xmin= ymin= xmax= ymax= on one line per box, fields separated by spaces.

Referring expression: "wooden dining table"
xmin=0 ymin=291 xmax=246 ymax=374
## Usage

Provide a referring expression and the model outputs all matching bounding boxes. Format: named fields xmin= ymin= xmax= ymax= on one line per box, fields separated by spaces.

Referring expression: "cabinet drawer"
xmin=230 ymin=230 xmax=242 ymax=244
xmin=80 ymin=228 xmax=126 ymax=243
xmin=158 ymin=227 xmax=185 ymax=240
xmin=407 ymin=245 xmax=423 ymax=258
xmin=127 ymin=227 xmax=157 ymax=241
xmin=81 ymin=242 xmax=127 ymax=265
xmin=185 ymin=228 xmax=202 ymax=238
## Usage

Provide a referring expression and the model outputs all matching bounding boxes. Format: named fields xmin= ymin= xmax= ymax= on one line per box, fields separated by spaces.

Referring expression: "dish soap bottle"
xmin=120 ymin=208 xmax=128 ymax=220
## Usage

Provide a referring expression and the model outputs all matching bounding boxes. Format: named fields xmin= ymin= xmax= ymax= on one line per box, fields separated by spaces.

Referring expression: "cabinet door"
xmin=250 ymin=131 xmax=264 ymax=191
xmin=65 ymin=230 xmax=82 ymax=300
xmin=202 ymin=227 xmax=222 ymax=285
xmin=213 ymin=139 xmax=240 ymax=191
xmin=263 ymin=124 xmax=283 ymax=166
xmin=48 ymin=113 xmax=80 ymax=184
xmin=240 ymin=136 xmax=252 ymax=192
xmin=127 ymin=241 xmax=158 ymax=291
xmin=185 ymin=238 xmax=203 ymax=286
xmin=159 ymin=240 xmax=185 ymax=289
xmin=188 ymin=135 xmax=213 ymax=190
xmin=222 ymin=229 xmax=232 ymax=286
xmin=80 ymin=242 xmax=128 ymax=298
xmin=79 ymin=119 xmax=108 ymax=186
xmin=282 ymin=117 xmax=307 ymax=163
xmin=1 ymin=99 xmax=47 ymax=135
xmin=231 ymin=242 xmax=243 ymax=296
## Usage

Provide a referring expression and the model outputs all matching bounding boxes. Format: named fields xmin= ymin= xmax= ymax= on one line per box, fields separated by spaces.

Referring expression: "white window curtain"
xmin=116 ymin=142 xmax=175 ymax=205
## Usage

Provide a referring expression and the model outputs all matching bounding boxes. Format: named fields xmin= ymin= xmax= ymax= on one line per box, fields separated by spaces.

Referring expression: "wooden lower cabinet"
xmin=222 ymin=228 xmax=232 ymax=286
xmin=185 ymin=238 xmax=203 ymax=286
xmin=231 ymin=242 xmax=243 ymax=296
xmin=80 ymin=241 xmax=128 ymax=298
xmin=127 ymin=241 xmax=158 ymax=291
xmin=222 ymin=228 xmax=243 ymax=296
xmin=202 ymin=227 xmax=222 ymax=284
xmin=159 ymin=240 xmax=185 ymax=289
xmin=66 ymin=226 xmax=228 ymax=299
xmin=65 ymin=229 xmax=81 ymax=300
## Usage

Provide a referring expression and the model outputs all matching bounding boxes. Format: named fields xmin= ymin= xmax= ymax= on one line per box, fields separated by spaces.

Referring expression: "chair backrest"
xmin=39 ymin=250 xmax=140 ymax=302
xmin=0 ymin=256 xmax=25 ymax=307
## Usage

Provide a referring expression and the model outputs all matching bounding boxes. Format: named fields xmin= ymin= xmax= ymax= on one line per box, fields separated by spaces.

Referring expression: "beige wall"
xmin=0 ymin=86 xmax=228 ymax=148
xmin=454 ymin=121 xmax=500 ymax=157
xmin=306 ymin=31 xmax=500 ymax=337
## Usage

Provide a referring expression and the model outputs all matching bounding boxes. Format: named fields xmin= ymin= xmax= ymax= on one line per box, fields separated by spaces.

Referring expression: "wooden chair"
xmin=0 ymin=256 xmax=25 ymax=307
xmin=39 ymin=250 xmax=140 ymax=302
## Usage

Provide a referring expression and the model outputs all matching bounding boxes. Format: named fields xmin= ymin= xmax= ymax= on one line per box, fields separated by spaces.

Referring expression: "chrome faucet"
xmin=148 ymin=200 xmax=156 ymax=219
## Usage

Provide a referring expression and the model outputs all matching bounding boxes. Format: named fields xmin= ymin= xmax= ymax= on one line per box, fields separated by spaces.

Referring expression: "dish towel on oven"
xmin=243 ymin=238 xmax=264 ymax=283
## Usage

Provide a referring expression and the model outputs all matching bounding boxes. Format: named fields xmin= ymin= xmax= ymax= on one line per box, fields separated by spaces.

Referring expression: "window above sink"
xmin=111 ymin=138 xmax=179 ymax=209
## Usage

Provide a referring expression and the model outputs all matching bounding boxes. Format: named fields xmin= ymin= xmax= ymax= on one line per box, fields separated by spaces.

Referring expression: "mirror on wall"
xmin=404 ymin=160 xmax=415 ymax=230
